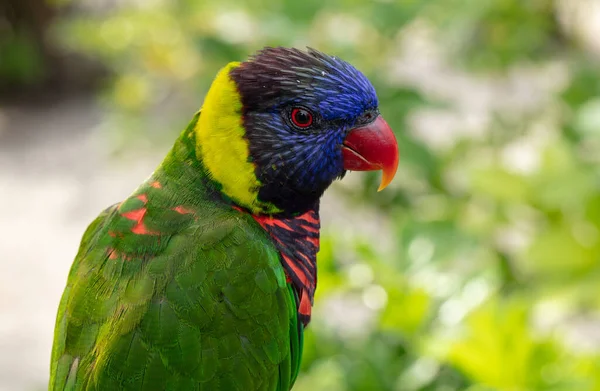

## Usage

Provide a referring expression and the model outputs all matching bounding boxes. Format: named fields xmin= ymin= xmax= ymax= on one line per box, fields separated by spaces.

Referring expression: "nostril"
xmin=360 ymin=111 xmax=376 ymax=123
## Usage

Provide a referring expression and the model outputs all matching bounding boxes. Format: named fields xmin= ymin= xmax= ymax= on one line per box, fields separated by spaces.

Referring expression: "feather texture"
xmin=50 ymin=47 xmax=383 ymax=390
xmin=50 ymin=114 xmax=303 ymax=390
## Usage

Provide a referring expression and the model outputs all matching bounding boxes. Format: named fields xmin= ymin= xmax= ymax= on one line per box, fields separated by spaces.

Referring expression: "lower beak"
xmin=342 ymin=115 xmax=399 ymax=191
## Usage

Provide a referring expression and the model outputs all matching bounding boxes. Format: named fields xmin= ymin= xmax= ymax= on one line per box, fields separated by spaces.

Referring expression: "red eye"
xmin=291 ymin=107 xmax=313 ymax=128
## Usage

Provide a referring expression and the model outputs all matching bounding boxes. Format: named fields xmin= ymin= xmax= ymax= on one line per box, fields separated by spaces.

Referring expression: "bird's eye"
xmin=290 ymin=107 xmax=313 ymax=128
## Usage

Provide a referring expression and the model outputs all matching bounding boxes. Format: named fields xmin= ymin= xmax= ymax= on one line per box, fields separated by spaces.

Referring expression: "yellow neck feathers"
xmin=194 ymin=62 xmax=281 ymax=215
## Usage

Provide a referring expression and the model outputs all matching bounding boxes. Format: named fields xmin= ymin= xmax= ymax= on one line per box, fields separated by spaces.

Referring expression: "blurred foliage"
xmin=0 ymin=30 xmax=45 ymax=85
xmin=19 ymin=0 xmax=600 ymax=389
xmin=0 ymin=0 xmax=57 ymax=88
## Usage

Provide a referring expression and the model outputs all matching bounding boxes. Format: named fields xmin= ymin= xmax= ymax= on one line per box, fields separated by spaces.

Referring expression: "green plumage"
xmin=49 ymin=114 xmax=303 ymax=390
xmin=50 ymin=47 xmax=397 ymax=391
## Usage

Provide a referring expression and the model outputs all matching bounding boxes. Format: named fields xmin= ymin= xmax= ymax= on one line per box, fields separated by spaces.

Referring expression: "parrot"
xmin=49 ymin=47 xmax=399 ymax=391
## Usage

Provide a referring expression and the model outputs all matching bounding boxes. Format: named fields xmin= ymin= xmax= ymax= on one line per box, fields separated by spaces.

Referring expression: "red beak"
xmin=342 ymin=115 xmax=399 ymax=191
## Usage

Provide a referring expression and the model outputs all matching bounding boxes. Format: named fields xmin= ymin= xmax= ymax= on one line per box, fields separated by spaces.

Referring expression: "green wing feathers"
xmin=50 ymin=203 xmax=120 ymax=390
xmin=50 ymin=195 xmax=303 ymax=390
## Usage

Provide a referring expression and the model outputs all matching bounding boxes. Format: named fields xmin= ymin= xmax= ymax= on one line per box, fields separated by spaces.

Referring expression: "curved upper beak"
xmin=342 ymin=115 xmax=399 ymax=191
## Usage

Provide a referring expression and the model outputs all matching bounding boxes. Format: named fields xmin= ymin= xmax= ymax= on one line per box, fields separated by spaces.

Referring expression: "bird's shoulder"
xmin=50 ymin=199 xmax=294 ymax=390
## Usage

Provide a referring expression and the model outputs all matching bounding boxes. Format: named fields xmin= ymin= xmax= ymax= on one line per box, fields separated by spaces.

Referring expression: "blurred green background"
xmin=2 ymin=0 xmax=600 ymax=390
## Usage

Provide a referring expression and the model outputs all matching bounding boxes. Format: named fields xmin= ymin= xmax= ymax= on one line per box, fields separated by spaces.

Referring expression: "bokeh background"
xmin=2 ymin=0 xmax=600 ymax=390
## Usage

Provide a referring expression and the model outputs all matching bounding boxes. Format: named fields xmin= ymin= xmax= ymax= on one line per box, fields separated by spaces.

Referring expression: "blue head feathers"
xmin=230 ymin=47 xmax=380 ymax=215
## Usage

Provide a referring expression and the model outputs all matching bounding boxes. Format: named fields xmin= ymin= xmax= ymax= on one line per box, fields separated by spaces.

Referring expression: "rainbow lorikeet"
xmin=49 ymin=47 xmax=399 ymax=391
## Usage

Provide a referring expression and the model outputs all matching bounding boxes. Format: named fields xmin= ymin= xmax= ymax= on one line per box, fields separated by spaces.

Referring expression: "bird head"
xmin=195 ymin=47 xmax=399 ymax=216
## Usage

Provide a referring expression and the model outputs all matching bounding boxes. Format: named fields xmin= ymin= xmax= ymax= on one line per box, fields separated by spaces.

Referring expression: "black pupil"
xmin=295 ymin=109 xmax=311 ymax=125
